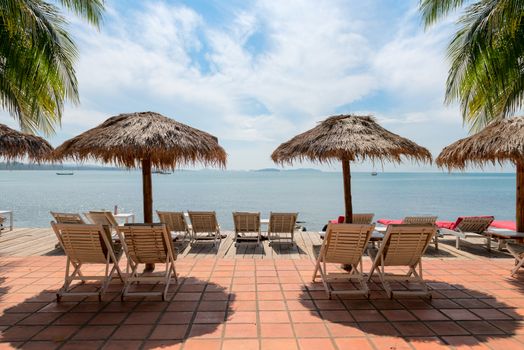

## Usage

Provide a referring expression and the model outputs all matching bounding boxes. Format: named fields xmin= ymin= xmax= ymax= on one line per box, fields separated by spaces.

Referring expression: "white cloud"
xmin=2 ymin=0 xmax=480 ymax=170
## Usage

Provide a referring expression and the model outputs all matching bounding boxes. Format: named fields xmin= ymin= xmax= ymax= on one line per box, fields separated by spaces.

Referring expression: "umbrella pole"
xmin=517 ymin=161 xmax=524 ymax=232
xmin=342 ymin=159 xmax=353 ymax=223
xmin=142 ymin=157 xmax=155 ymax=272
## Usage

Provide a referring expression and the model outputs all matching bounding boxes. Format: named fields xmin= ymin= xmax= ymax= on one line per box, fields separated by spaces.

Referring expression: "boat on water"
xmin=152 ymin=170 xmax=172 ymax=175
xmin=56 ymin=172 xmax=74 ymax=175
xmin=371 ymin=172 xmax=378 ymax=176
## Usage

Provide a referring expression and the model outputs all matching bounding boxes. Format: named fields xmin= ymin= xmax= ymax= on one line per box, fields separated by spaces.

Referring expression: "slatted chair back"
xmin=51 ymin=212 xmax=86 ymax=224
xmin=86 ymin=211 xmax=119 ymax=228
xmin=402 ymin=216 xmax=437 ymax=225
xmin=51 ymin=223 xmax=112 ymax=264
xmin=117 ymin=224 xmax=175 ymax=265
xmin=188 ymin=211 xmax=219 ymax=234
xmin=321 ymin=224 xmax=374 ymax=265
xmin=456 ymin=217 xmax=493 ymax=233
xmin=157 ymin=211 xmax=189 ymax=233
xmin=268 ymin=212 xmax=297 ymax=234
xmin=233 ymin=212 xmax=260 ymax=234
xmin=380 ymin=224 xmax=436 ymax=266
xmin=352 ymin=213 xmax=374 ymax=224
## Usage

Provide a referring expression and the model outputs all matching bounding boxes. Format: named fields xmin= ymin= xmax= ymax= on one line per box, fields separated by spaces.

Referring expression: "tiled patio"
xmin=0 ymin=255 xmax=523 ymax=349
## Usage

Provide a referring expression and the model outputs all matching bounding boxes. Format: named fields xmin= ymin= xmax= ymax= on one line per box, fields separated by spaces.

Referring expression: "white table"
xmin=114 ymin=213 xmax=135 ymax=224
xmin=0 ymin=210 xmax=13 ymax=231
xmin=484 ymin=228 xmax=524 ymax=251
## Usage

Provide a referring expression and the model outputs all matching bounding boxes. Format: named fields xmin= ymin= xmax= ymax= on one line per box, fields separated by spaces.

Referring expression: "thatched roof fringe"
xmin=52 ymin=112 xmax=227 ymax=170
xmin=436 ymin=117 xmax=524 ymax=170
xmin=271 ymin=115 xmax=432 ymax=165
xmin=0 ymin=124 xmax=53 ymax=162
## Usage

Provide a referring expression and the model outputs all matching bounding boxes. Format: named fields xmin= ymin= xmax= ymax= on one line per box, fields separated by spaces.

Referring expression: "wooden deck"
xmin=0 ymin=227 xmax=516 ymax=260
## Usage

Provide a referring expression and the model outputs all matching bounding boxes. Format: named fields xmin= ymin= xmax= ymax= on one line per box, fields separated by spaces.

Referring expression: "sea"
xmin=0 ymin=170 xmax=516 ymax=231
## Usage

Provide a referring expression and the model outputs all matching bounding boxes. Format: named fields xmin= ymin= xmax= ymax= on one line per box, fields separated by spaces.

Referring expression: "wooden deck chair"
xmin=187 ymin=211 xmax=221 ymax=247
xmin=402 ymin=216 xmax=439 ymax=249
xmin=233 ymin=212 xmax=261 ymax=247
xmin=439 ymin=216 xmax=493 ymax=249
xmin=352 ymin=213 xmax=375 ymax=224
xmin=116 ymin=224 xmax=177 ymax=301
xmin=156 ymin=211 xmax=191 ymax=242
xmin=85 ymin=211 xmax=119 ymax=228
xmin=51 ymin=212 xmax=86 ymax=224
xmin=51 ymin=222 xmax=123 ymax=302
xmin=320 ymin=213 xmax=374 ymax=239
xmin=507 ymin=243 xmax=524 ymax=277
xmin=268 ymin=212 xmax=298 ymax=246
xmin=313 ymin=223 xmax=374 ymax=299
xmin=368 ymin=224 xmax=436 ymax=299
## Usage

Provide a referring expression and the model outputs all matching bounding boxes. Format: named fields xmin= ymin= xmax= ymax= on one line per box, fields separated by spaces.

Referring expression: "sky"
xmin=0 ymin=0 xmax=511 ymax=172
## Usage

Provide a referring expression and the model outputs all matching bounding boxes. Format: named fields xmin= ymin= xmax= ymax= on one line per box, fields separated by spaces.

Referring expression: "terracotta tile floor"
xmin=0 ymin=256 xmax=523 ymax=349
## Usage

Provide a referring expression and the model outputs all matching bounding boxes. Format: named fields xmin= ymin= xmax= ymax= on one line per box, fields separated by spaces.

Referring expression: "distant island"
xmin=253 ymin=168 xmax=322 ymax=172
xmin=0 ymin=162 xmax=118 ymax=171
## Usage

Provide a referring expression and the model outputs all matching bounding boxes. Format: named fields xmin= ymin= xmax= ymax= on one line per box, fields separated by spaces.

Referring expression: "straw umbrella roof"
xmin=0 ymin=123 xmax=53 ymax=162
xmin=436 ymin=117 xmax=524 ymax=169
xmin=53 ymin=112 xmax=227 ymax=169
xmin=271 ymin=114 xmax=432 ymax=164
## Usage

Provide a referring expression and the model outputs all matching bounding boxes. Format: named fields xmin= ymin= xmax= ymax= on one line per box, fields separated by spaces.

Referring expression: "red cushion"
xmin=436 ymin=221 xmax=454 ymax=229
xmin=450 ymin=216 xmax=494 ymax=230
xmin=377 ymin=219 xmax=402 ymax=225
xmin=490 ymin=220 xmax=516 ymax=230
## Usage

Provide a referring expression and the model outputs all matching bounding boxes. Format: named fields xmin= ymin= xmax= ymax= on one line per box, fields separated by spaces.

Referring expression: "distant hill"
xmin=0 ymin=162 xmax=118 ymax=171
xmin=253 ymin=168 xmax=322 ymax=173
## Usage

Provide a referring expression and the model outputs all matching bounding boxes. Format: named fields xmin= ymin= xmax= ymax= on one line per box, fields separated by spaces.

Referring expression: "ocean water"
xmin=0 ymin=170 xmax=516 ymax=230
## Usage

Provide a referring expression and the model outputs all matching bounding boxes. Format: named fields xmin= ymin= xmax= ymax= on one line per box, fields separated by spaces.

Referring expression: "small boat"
xmin=56 ymin=172 xmax=74 ymax=175
xmin=371 ymin=172 xmax=378 ymax=176
xmin=152 ymin=170 xmax=172 ymax=175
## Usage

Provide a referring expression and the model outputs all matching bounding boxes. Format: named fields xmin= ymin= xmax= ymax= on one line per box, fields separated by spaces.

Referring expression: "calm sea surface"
xmin=0 ymin=170 xmax=516 ymax=230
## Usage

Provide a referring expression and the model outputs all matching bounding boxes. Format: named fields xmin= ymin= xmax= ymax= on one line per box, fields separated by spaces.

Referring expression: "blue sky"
xmin=1 ymin=0 xmax=508 ymax=172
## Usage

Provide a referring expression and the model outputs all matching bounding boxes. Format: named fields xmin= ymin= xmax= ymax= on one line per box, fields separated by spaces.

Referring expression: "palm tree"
xmin=420 ymin=0 xmax=524 ymax=131
xmin=0 ymin=0 xmax=104 ymax=134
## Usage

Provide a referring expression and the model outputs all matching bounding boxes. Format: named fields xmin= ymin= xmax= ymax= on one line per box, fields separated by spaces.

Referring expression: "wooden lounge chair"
xmin=85 ymin=210 xmax=119 ymax=228
xmin=187 ymin=211 xmax=221 ymax=247
xmin=319 ymin=213 xmax=374 ymax=239
xmin=402 ymin=216 xmax=439 ymax=249
xmin=51 ymin=222 xmax=123 ymax=302
xmin=233 ymin=212 xmax=261 ymax=247
xmin=51 ymin=212 xmax=86 ymax=224
xmin=268 ymin=212 xmax=298 ymax=246
xmin=156 ymin=211 xmax=191 ymax=243
xmin=116 ymin=224 xmax=178 ymax=301
xmin=507 ymin=243 xmax=524 ymax=277
xmin=368 ymin=224 xmax=436 ymax=299
xmin=353 ymin=213 xmax=375 ymax=224
xmin=313 ymin=223 xmax=374 ymax=299
xmin=439 ymin=216 xmax=494 ymax=249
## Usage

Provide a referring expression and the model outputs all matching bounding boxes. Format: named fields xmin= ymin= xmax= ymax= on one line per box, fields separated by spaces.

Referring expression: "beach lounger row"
xmin=314 ymin=223 xmax=436 ymax=299
xmin=51 ymin=222 xmax=177 ymax=301
xmin=52 ymin=210 xmax=299 ymax=248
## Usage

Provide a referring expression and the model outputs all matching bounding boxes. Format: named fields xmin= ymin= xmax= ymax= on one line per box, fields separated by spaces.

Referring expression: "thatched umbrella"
xmin=0 ymin=123 xmax=53 ymax=161
xmin=272 ymin=115 xmax=432 ymax=223
xmin=53 ymin=112 xmax=227 ymax=223
xmin=437 ymin=117 xmax=524 ymax=231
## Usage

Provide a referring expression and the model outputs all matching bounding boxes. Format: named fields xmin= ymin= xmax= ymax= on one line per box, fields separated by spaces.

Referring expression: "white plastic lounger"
xmin=368 ymin=224 xmax=436 ymax=299
xmin=439 ymin=216 xmax=493 ymax=249
xmin=313 ymin=223 xmax=374 ymax=299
